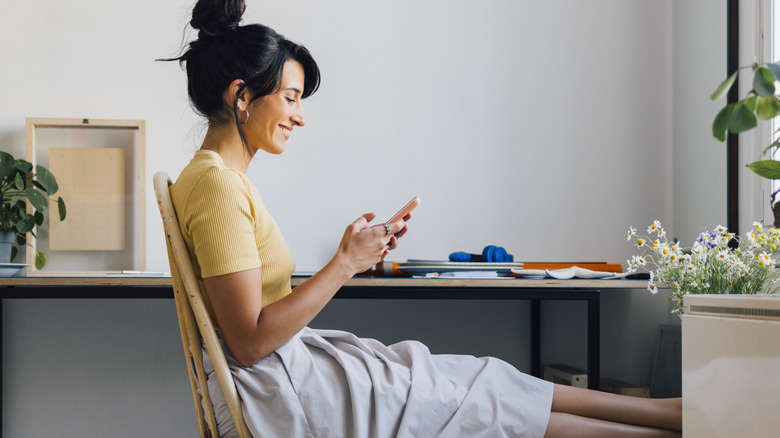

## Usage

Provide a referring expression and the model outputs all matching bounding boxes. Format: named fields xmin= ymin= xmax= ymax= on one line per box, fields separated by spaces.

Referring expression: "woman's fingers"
xmin=339 ymin=214 xmax=411 ymax=273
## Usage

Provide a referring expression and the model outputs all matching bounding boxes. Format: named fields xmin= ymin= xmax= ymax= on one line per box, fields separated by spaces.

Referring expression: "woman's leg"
xmin=544 ymin=412 xmax=681 ymax=438
xmin=544 ymin=384 xmax=682 ymax=436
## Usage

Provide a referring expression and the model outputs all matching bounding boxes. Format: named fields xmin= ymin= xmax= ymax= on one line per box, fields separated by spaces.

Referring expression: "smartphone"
xmin=386 ymin=196 xmax=421 ymax=224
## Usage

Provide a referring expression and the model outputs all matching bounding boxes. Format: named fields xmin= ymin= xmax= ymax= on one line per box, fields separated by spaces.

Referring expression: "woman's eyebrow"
xmin=282 ymin=87 xmax=302 ymax=94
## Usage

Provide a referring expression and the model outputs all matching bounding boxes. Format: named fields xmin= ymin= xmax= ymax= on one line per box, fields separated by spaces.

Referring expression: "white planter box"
xmin=681 ymin=294 xmax=780 ymax=437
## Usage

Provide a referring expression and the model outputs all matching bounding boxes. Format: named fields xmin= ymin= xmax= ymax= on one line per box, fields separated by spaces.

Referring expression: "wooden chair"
xmin=153 ymin=171 xmax=253 ymax=438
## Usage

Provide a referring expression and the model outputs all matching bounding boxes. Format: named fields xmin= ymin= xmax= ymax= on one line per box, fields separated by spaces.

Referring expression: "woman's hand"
xmin=336 ymin=213 xmax=406 ymax=275
xmin=386 ymin=212 xmax=411 ymax=252
xmin=205 ymin=212 xmax=411 ymax=367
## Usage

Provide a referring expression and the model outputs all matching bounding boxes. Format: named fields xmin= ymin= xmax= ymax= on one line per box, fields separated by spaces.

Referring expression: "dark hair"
xmin=160 ymin=0 xmax=320 ymax=151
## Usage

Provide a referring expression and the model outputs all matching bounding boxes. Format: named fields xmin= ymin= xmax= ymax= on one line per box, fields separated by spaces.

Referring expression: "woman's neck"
xmin=200 ymin=123 xmax=255 ymax=173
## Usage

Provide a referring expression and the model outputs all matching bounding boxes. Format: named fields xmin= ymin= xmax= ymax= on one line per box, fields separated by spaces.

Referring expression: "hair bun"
xmin=190 ymin=0 xmax=246 ymax=37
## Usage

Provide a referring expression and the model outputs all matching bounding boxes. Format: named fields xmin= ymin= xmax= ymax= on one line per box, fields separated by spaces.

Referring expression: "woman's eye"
xmin=285 ymin=97 xmax=297 ymax=104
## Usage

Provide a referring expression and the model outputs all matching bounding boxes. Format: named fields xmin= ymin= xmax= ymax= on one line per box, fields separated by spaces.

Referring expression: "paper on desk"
xmin=421 ymin=271 xmax=502 ymax=279
xmin=512 ymin=267 xmax=628 ymax=279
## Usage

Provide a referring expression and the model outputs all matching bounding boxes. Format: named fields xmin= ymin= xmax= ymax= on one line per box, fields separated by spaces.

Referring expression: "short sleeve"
xmin=183 ymin=167 xmax=262 ymax=278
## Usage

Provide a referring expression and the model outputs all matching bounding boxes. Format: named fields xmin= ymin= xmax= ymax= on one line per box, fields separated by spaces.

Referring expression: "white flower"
xmin=627 ymin=222 xmax=780 ymax=315
xmin=759 ymin=252 xmax=775 ymax=267
xmin=627 ymin=226 xmax=637 ymax=241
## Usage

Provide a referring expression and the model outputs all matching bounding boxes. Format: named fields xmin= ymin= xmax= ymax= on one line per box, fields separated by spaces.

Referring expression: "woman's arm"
xmin=204 ymin=213 xmax=407 ymax=367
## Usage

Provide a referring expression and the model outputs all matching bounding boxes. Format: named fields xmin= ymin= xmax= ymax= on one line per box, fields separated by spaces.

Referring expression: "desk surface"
xmin=0 ymin=276 xmax=651 ymax=289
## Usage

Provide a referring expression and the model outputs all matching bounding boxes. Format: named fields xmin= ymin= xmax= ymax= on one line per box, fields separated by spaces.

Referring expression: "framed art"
xmin=24 ymin=117 xmax=146 ymax=275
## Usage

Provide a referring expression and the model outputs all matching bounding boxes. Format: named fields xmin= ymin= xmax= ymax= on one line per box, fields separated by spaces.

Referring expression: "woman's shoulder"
xmin=175 ymin=151 xmax=248 ymax=191
xmin=171 ymin=150 xmax=254 ymax=210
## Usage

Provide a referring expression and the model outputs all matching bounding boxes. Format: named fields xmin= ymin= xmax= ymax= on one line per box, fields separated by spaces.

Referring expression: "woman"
xmin=164 ymin=1 xmax=682 ymax=436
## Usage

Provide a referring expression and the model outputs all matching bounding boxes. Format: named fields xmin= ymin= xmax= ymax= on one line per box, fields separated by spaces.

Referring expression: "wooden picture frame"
xmin=24 ymin=117 xmax=146 ymax=276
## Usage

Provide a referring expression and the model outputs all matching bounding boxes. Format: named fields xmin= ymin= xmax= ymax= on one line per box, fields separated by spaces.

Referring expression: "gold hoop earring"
xmin=239 ymin=109 xmax=250 ymax=124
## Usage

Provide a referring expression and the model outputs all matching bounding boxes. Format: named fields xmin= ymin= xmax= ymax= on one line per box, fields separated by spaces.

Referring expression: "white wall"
xmin=1 ymin=0 xmax=728 ymax=436
xmin=0 ymin=0 xmax=678 ymax=273
xmin=249 ymin=0 xmax=675 ymax=271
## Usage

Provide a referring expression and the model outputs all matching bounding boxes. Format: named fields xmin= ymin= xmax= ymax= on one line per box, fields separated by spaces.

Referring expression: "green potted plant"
xmin=0 ymin=150 xmax=66 ymax=269
xmin=711 ymin=62 xmax=780 ymax=226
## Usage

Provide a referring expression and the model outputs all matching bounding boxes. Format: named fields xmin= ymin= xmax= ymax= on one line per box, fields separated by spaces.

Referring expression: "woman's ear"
xmin=226 ymin=79 xmax=248 ymax=111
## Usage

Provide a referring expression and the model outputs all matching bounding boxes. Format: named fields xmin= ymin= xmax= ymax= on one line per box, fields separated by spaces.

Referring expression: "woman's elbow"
xmin=228 ymin=342 xmax=273 ymax=368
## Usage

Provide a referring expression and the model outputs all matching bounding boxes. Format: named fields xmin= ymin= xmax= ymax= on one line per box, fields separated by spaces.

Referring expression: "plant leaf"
xmin=754 ymin=66 xmax=776 ymax=97
xmin=57 ymin=197 xmax=66 ymax=221
xmin=35 ymin=251 xmax=47 ymax=270
xmin=760 ymin=140 xmax=780 ymax=157
xmin=34 ymin=165 xmax=58 ymax=195
xmin=713 ymin=103 xmax=736 ymax=141
xmin=13 ymin=159 xmax=32 ymax=173
xmin=757 ymin=96 xmax=780 ymax=120
xmin=729 ymin=102 xmax=758 ymax=133
xmin=767 ymin=62 xmax=780 ymax=81
xmin=24 ymin=187 xmax=48 ymax=212
xmin=711 ymin=71 xmax=739 ymax=101
xmin=748 ymin=160 xmax=780 ymax=179
xmin=745 ymin=95 xmax=758 ymax=112
xmin=34 ymin=211 xmax=44 ymax=226
xmin=13 ymin=172 xmax=24 ymax=190
xmin=0 ymin=151 xmax=14 ymax=180
xmin=15 ymin=217 xmax=32 ymax=234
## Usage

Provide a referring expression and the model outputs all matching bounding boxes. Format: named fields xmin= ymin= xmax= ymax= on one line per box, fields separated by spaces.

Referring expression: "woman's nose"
xmin=291 ymin=105 xmax=305 ymax=127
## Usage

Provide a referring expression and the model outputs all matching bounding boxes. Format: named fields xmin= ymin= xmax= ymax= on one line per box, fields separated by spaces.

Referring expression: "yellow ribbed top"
xmin=170 ymin=150 xmax=295 ymax=317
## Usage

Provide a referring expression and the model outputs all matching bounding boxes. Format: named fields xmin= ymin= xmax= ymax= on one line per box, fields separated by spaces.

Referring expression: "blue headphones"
xmin=449 ymin=245 xmax=514 ymax=263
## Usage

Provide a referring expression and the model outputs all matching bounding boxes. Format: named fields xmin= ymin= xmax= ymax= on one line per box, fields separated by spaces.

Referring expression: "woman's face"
xmin=244 ymin=60 xmax=306 ymax=155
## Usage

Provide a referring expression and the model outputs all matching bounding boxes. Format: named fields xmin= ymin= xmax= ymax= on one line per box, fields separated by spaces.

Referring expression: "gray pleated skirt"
xmin=204 ymin=327 xmax=553 ymax=438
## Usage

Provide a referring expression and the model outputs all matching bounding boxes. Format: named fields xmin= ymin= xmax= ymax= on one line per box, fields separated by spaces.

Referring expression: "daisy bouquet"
xmin=626 ymin=220 xmax=780 ymax=315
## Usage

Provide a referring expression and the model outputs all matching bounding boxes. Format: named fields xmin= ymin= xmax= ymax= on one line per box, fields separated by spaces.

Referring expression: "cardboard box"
xmin=543 ymin=364 xmax=588 ymax=388
xmin=600 ymin=378 xmax=650 ymax=398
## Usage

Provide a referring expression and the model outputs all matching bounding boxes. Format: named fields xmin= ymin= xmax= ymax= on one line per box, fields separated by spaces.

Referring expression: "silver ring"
xmin=384 ymin=224 xmax=392 ymax=236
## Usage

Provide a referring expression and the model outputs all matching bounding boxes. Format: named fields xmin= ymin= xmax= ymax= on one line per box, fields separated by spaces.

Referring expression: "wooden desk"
xmin=0 ymin=276 xmax=648 ymax=408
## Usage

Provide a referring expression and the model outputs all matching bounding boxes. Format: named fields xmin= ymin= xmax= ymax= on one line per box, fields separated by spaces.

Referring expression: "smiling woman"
xmin=158 ymin=1 xmax=683 ymax=437
xmin=235 ymin=62 xmax=307 ymax=155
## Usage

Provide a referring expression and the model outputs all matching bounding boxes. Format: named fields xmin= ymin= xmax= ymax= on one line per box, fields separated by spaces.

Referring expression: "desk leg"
xmin=587 ymin=295 xmax=600 ymax=390
xmin=530 ymin=299 xmax=541 ymax=378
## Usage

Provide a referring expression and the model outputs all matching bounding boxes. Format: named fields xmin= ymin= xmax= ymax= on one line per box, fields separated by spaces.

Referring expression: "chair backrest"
xmin=153 ymin=171 xmax=252 ymax=438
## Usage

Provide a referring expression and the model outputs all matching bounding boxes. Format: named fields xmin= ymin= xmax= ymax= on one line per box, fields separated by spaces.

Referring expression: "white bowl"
xmin=0 ymin=263 xmax=27 ymax=277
